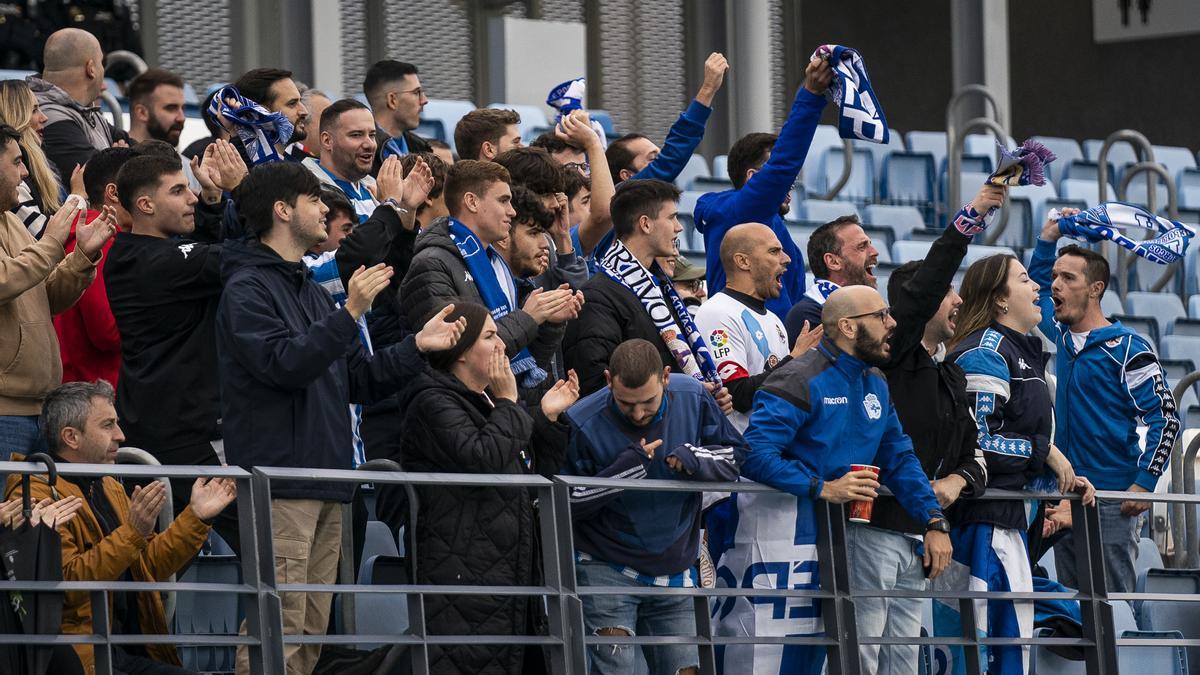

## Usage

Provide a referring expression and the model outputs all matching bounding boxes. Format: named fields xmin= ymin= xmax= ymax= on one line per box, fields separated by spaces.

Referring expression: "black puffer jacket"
xmin=562 ymin=270 xmax=688 ymax=396
xmin=400 ymin=367 xmax=567 ymax=675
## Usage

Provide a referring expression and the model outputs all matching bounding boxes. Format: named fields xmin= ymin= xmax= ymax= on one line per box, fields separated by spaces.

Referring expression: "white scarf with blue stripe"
xmin=207 ymin=86 xmax=295 ymax=166
xmin=1053 ymin=202 xmax=1195 ymax=265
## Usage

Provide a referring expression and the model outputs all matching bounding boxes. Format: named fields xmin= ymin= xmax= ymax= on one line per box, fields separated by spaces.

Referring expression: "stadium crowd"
xmin=0 ymin=25 xmax=1181 ymax=675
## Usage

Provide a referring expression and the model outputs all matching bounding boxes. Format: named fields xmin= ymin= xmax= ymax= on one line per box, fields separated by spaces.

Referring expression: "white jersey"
xmin=694 ymin=290 xmax=790 ymax=431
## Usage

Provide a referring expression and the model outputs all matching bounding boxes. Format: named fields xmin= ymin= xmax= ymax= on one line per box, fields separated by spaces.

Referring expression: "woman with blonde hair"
xmin=936 ymin=253 xmax=1093 ymax=674
xmin=0 ymin=79 xmax=71 ymax=238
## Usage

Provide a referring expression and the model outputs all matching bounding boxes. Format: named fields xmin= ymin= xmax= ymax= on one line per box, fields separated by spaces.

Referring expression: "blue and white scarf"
xmin=803 ymin=278 xmax=839 ymax=306
xmin=599 ymin=238 xmax=722 ymax=386
xmin=812 ymin=45 xmax=889 ymax=144
xmin=447 ymin=219 xmax=547 ymax=388
xmin=207 ymin=85 xmax=295 ymax=166
xmin=1053 ymin=202 xmax=1195 ymax=265
xmin=382 ymin=135 xmax=408 ymax=161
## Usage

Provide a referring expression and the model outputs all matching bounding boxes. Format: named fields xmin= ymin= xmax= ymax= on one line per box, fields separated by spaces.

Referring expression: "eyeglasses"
xmin=393 ymin=86 xmax=425 ymax=99
xmin=563 ymin=161 xmax=591 ymax=177
xmin=843 ymin=306 xmax=891 ymax=323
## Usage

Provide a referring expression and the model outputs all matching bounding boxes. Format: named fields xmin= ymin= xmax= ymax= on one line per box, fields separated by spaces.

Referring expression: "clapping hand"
xmin=789 ymin=321 xmax=824 ymax=357
xmin=189 ymin=477 xmax=237 ymax=522
xmin=540 ymin=370 xmax=581 ymax=421
xmin=345 ymin=263 xmax=393 ymax=320
xmin=128 ymin=481 xmax=168 ymax=537
xmin=415 ymin=303 xmax=468 ymax=353
xmin=75 ymin=202 xmax=118 ymax=259
xmin=400 ymin=156 xmax=435 ymax=210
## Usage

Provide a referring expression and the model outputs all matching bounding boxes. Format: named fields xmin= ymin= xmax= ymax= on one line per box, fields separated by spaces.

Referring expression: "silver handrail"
xmin=1114 ymin=162 xmax=1180 ymax=296
xmin=945 ymin=83 xmax=1003 ymax=130
xmin=116 ymin=448 xmax=176 ymax=622
xmin=98 ymin=91 xmax=125 ymax=134
xmin=948 ymin=117 xmax=1010 ymax=242
xmin=1168 ymin=372 xmax=1200 ymax=566
xmin=1183 ymin=433 xmax=1200 ymax=567
xmin=815 ymin=139 xmax=854 ymax=201
xmin=1097 ymin=131 xmax=1156 ymax=302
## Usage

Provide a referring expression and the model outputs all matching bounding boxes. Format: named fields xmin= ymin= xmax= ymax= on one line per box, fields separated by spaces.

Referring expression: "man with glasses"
xmin=711 ymin=284 xmax=951 ymax=675
xmin=362 ymin=59 xmax=432 ymax=171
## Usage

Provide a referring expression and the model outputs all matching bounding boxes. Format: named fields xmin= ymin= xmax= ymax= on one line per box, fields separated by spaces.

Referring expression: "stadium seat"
xmin=1178 ymin=169 xmax=1200 ymax=208
xmin=1113 ymin=314 xmax=1161 ymax=347
xmin=892 ymin=240 xmax=933 ymax=265
xmin=678 ymin=214 xmax=702 ymax=253
xmin=801 ymin=199 xmax=859 ymax=223
xmin=355 ymin=555 xmax=411 ymax=649
xmin=821 ymin=146 xmax=875 ymax=202
xmin=1138 ymin=539 xmax=1165 ymax=577
xmin=964 ymin=133 xmax=1014 ymax=161
xmin=1118 ymin=630 xmax=1190 ymax=675
xmin=1125 ymin=292 xmax=1186 ymax=335
xmin=1189 ymin=294 xmax=1200 ymax=319
xmin=961 ymin=244 xmax=1017 ymax=268
xmin=421 ymin=99 xmax=478 ymax=153
xmin=853 ymin=131 xmax=906 ymax=193
xmin=881 ymin=152 xmax=936 ymax=208
xmin=1160 ymin=359 xmax=1199 ymax=410
xmin=678 ymin=190 xmax=705 ymax=221
xmin=1031 ymin=136 xmax=1085 ymax=186
xmin=486 ymin=103 xmax=549 ymax=140
xmin=1060 ymin=160 xmax=1116 ymax=193
xmin=1152 ymin=145 xmax=1198 ymax=178
xmin=1113 ymin=599 xmax=1138 ymax=635
xmin=1083 ymin=138 xmax=1140 ymax=169
xmin=1101 ymin=291 xmax=1124 ymax=318
xmin=712 ymin=155 xmax=729 ymax=181
xmin=1161 ymin=335 xmax=1200 ymax=364
xmin=1030 ymin=627 xmax=1086 ymax=674
xmin=675 ymin=154 xmax=710 ymax=191
xmin=993 ymin=197 xmax=1032 ymax=250
xmin=414 ymin=119 xmax=446 ymax=142
xmin=359 ymin=520 xmax=400 ymax=582
xmin=174 ymin=553 xmax=240 ymax=673
xmin=1173 ymin=319 xmax=1200 ymax=338
xmin=863 ymin=204 xmax=926 ymax=242
xmin=1009 ymin=183 xmax=1061 ymax=224
xmin=1140 ymin=597 xmax=1200 ymax=667
xmin=1125 ymin=178 xmax=1171 ymax=212
xmin=691 ymin=176 xmax=732 ymax=193
xmin=906 ymin=131 xmax=948 ymax=173
xmin=938 ymin=161 xmax=992 ymax=204
xmin=907 ymin=227 xmax=943 ymax=243
xmin=1061 ymin=179 xmax=1102 ymax=208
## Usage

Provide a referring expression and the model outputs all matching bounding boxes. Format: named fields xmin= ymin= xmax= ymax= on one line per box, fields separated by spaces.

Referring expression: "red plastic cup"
xmin=847 ymin=464 xmax=881 ymax=523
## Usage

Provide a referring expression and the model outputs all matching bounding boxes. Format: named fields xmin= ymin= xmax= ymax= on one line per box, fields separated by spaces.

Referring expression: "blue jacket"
xmin=695 ymin=88 xmax=826 ymax=320
xmin=575 ymin=100 xmax=714 ymax=269
xmin=949 ymin=323 xmax=1053 ymax=529
xmin=563 ymin=374 xmax=743 ymax=577
xmin=741 ymin=339 xmax=943 ymax=529
xmin=1030 ymin=239 xmax=1179 ymax=490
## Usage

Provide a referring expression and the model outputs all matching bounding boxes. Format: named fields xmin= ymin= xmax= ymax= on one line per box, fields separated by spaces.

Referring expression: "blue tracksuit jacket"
xmin=695 ymin=88 xmax=826 ymax=320
xmin=563 ymin=374 xmax=743 ymax=576
xmin=1029 ymin=239 xmax=1179 ymax=490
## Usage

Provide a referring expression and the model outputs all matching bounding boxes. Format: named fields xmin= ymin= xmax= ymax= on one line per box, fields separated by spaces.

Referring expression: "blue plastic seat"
xmin=1030 ymin=626 xmax=1086 ymax=674
xmin=992 ymin=197 xmax=1033 ymax=250
xmin=1173 ymin=319 xmax=1200 ymax=338
xmin=964 ymin=133 xmax=1014 ymax=161
xmin=1060 ymin=160 xmax=1116 ymax=193
xmin=1119 ymin=630 xmax=1190 ymax=675
xmin=1113 ymin=314 xmax=1161 ymax=347
xmin=801 ymin=199 xmax=859 ymax=224
xmin=589 ymin=110 xmax=617 ymax=138
xmin=1152 ymin=145 xmax=1198 ymax=178
xmin=712 ymin=155 xmax=729 ymax=180
xmin=355 ymin=555 xmax=412 ymax=649
xmin=863 ymin=204 xmax=926 ymax=242
xmin=1101 ymin=291 xmax=1125 ymax=318
xmin=1031 ymin=136 xmax=1085 ymax=186
xmin=853 ymin=130 xmax=906 ymax=194
xmin=821 ymin=146 xmax=875 ymax=202
xmin=421 ymin=99 xmax=478 ymax=153
xmin=881 ymin=152 xmax=936 ymax=206
xmin=675 ymin=154 xmax=711 ymax=191
xmin=892 ymin=240 xmax=933 ymax=265
xmin=174 ymin=554 xmax=241 ymax=673
xmin=1161 ymin=335 xmax=1200 ymax=364
xmin=1061 ymin=179 xmax=1102 ymax=208
xmin=678 ymin=190 xmax=705 ymax=221
xmin=906 ymin=130 xmax=948 ymax=173
xmin=1009 ymin=183 xmax=1060 ymax=224
xmin=961 ymin=244 xmax=1018 ymax=269
xmin=1140 ymin=597 xmax=1200 ymax=668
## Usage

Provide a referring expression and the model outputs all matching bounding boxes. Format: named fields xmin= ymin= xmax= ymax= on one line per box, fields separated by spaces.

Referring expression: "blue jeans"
xmin=0 ymin=415 xmax=43 ymax=457
xmin=576 ymin=558 xmax=699 ymax=675
xmin=846 ymin=524 xmax=925 ymax=675
xmin=1054 ymin=497 xmax=1141 ymax=593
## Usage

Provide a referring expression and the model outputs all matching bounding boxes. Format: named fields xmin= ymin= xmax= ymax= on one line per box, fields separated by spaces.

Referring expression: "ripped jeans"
xmin=576 ymin=558 xmax=698 ymax=675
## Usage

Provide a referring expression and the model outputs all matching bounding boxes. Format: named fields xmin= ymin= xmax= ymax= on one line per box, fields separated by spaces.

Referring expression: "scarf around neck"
xmin=804 ymin=279 xmax=840 ymax=305
xmin=599 ymin=238 xmax=721 ymax=385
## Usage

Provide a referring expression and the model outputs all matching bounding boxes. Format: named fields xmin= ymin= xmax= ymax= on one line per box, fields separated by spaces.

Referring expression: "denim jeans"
xmin=576 ymin=558 xmax=698 ymax=675
xmin=846 ymin=523 xmax=925 ymax=675
xmin=1054 ymin=497 xmax=1142 ymax=593
xmin=0 ymin=415 xmax=42 ymax=457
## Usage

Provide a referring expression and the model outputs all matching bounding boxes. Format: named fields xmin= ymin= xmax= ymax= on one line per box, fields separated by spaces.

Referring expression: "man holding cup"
xmin=712 ymin=285 xmax=950 ymax=675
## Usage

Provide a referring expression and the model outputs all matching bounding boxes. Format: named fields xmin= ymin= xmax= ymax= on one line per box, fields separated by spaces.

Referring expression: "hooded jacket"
xmin=695 ymin=87 xmax=825 ymax=320
xmin=1030 ymin=239 xmax=1179 ymax=491
xmin=27 ymin=76 xmax=114 ymax=180
xmin=5 ymin=455 xmax=210 ymax=675
xmin=216 ymin=239 xmax=425 ymax=502
xmin=949 ymin=322 xmax=1053 ymax=530
xmin=0 ymin=211 xmax=96 ymax=416
xmin=400 ymin=217 xmax=540 ymax=356
xmin=400 ymin=367 xmax=567 ymax=675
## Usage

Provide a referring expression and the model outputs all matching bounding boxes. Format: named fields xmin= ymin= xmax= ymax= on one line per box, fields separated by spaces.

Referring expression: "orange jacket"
xmin=4 ymin=459 xmax=210 ymax=675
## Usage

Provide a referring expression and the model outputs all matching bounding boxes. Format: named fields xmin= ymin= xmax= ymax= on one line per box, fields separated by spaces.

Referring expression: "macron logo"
xmin=823 ymin=396 xmax=849 ymax=405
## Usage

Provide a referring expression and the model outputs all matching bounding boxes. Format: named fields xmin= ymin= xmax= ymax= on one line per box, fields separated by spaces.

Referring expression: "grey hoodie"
xmin=27 ymin=76 xmax=114 ymax=178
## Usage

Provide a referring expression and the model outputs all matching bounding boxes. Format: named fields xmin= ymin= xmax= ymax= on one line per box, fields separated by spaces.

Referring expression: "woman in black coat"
xmin=399 ymin=301 xmax=579 ymax=675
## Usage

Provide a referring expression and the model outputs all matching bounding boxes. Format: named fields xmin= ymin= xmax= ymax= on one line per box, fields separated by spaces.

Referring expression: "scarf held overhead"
xmin=599 ymin=239 xmax=722 ymax=386
xmin=207 ymin=86 xmax=295 ymax=166
xmin=812 ymin=44 xmax=889 ymax=144
xmin=447 ymin=219 xmax=548 ymax=388
xmin=1053 ymin=202 xmax=1195 ymax=265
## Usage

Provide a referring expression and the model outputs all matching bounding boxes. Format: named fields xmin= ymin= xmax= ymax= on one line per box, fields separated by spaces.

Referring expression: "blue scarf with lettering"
xmin=812 ymin=45 xmax=889 ymax=144
xmin=1054 ymin=202 xmax=1195 ymax=265
xmin=447 ymin=219 xmax=547 ymax=388
xmin=207 ymin=86 xmax=295 ymax=166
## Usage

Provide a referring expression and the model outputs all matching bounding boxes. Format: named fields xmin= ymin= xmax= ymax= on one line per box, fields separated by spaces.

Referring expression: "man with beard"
xmin=1031 ymin=213 xmax=1179 ymax=594
xmin=694 ymin=54 xmax=833 ymax=320
xmin=127 ymin=69 xmax=186 ymax=147
xmin=784 ymin=215 xmax=879 ymax=344
xmin=710 ymin=284 xmax=951 ymax=675
xmin=229 ymin=68 xmax=310 ymax=164
xmin=694 ymin=222 xmax=820 ymax=431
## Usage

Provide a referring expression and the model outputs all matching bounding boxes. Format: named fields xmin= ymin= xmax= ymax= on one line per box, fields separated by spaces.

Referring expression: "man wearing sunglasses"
xmin=711 ymin=284 xmax=950 ymax=675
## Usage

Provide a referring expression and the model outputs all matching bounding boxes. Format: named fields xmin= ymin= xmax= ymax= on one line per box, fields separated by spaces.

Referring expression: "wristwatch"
xmin=382 ymin=197 xmax=409 ymax=218
xmin=926 ymin=517 xmax=951 ymax=534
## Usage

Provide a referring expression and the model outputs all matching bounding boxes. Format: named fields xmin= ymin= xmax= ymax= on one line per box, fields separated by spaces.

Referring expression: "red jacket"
xmin=53 ymin=210 xmax=121 ymax=386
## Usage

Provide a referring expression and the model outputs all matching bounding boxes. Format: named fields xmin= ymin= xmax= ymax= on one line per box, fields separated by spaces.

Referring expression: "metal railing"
xmin=944 ymin=85 xmax=1011 ymax=244
xmin=2 ymin=460 xmax=1199 ymax=675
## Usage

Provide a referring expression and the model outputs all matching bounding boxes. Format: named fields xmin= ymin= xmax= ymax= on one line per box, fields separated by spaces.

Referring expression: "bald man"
xmin=694 ymin=222 xmax=819 ymax=431
xmin=709 ymin=284 xmax=951 ymax=675
xmin=28 ymin=28 xmax=116 ymax=179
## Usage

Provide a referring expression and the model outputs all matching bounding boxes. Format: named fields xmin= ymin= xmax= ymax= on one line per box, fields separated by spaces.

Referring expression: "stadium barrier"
xmin=1 ymin=459 xmax=1198 ymax=675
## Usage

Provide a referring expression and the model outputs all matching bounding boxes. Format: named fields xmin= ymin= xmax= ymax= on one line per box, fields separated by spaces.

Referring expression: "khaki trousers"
xmin=236 ymin=498 xmax=342 ymax=675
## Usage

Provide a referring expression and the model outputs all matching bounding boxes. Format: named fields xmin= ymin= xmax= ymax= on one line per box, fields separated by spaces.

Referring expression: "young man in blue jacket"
xmin=564 ymin=338 xmax=743 ymax=675
xmin=218 ymin=162 xmax=465 ymax=675
xmin=710 ymin=285 xmax=950 ymax=675
xmin=1031 ymin=213 xmax=1180 ymax=593
xmin=695 ymin=54 xmax=833 ymax=321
